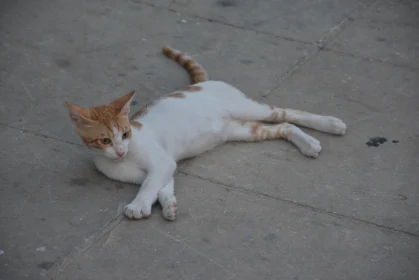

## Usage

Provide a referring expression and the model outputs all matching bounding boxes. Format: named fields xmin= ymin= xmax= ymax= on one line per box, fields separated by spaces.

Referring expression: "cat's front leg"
xmin=158 ymin=178 xmax=177 ymax=221
xmin=124 ymin=160 xmax=176 ymax=220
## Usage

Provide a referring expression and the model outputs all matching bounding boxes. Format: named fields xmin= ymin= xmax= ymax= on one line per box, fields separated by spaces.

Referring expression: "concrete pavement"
xmin=0 ymin=0 xmax=418 ymax=279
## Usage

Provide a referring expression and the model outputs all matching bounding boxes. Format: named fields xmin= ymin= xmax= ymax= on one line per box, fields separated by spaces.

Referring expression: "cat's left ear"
xmin=111 ymin=90 xmax=136 ymax=116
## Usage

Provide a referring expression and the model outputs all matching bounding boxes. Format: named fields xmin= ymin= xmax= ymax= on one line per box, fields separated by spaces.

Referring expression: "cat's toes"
xmin=124 ymin=200 xmax=152 ymax=220
xmin=324 ymin=116 xmax=347 ymax=135
xmin=162 ymin=202 xmax=177 ymax=221
xmin=302 ymin=137 xmax=322 ymax=158
xmin=293 ymin=133 xmax=322 ymax=158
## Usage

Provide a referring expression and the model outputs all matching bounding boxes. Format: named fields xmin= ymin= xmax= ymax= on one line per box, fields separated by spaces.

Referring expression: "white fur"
xmin=93 ymin=81 xmax=346 ymax=220
xmin=101 ymin=128 xmax=130 ymax=160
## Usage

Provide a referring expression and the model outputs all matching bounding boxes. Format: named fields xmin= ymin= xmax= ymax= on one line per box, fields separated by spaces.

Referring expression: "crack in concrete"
xmin=260 ymin=0 xmax=382 ymax=99
xmin=0 ymin=124 xmax=83 ymax=147
xmin=138 ymin=0 xmax=392 ymax=101
xmin=179 ymin=171 xmax=419 ymax=239
xmin=152 ymin=225 xmax=239 ymax=279
xmin=140 ymin=2 xmax=314 ymax=46
xmin=47 ymin=214 xmax=125 ymax=280
xmin=323 ymin=47 xmax=419 ymax=72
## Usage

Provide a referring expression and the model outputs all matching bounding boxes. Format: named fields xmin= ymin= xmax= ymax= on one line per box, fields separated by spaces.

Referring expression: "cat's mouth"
xmin=114 ymin=154 xmax=127 ymax=161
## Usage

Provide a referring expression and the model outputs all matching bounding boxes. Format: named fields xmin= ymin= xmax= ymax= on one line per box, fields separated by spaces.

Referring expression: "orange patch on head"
xmin=166 ymin=92 xmax=185 ymax=98
xmin=183 ymin=85 xmax=202 ymax=92
xmin=80 ymin=135 xmax=103 ymax=150
xmin=77 ymin=123 xmax=116 ymax=150
xmin=66 ymin=90 xmax=135 ymax=149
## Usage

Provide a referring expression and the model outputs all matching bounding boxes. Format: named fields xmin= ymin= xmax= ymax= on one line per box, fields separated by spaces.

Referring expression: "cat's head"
xmin=66 ymin=91 xmax=135 ymax=160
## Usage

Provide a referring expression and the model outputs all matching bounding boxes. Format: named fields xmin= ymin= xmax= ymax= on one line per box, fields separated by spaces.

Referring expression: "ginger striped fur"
xmin=162 ymin=45 xmax=208 ymax=84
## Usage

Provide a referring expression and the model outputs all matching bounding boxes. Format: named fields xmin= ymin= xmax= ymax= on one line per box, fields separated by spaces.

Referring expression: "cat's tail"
xmin=162 ymin=45 xmax=208 ymax=84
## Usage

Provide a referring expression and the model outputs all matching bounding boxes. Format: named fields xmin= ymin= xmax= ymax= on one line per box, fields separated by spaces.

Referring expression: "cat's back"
xmin=133 ymin=80 xmax=243 ymax=123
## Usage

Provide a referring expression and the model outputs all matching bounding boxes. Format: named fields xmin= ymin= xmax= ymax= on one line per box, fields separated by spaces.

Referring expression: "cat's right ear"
xmin=110 ymin=90 xmax=136 ymax=116
xmin=65 ymin=102 xmax=95 ymax=128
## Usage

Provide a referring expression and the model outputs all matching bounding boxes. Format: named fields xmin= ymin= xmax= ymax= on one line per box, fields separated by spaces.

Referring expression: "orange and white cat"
xmin=66 ymin=45 xmax=346 ymax=221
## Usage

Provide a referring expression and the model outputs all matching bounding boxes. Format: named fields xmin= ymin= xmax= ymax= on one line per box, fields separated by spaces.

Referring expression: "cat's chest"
xmin=94 ymin=156 xmax=146 ymax=184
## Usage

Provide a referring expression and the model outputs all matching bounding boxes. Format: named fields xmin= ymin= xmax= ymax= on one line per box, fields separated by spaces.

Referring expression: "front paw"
xmin=124 ymin=199 xmax=152 ymax=220
xmin=162 ymin=202 xmax=178 ymax=221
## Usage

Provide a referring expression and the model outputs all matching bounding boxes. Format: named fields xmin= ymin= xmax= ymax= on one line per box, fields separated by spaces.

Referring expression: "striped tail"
xmin=162 ymin=45 xmax=208 ymax=84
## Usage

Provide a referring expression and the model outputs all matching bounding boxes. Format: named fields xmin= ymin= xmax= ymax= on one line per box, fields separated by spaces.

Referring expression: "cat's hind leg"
xmin=224 ymin=120 xmax=322 ymax=157
xmin=227 ymin=97 xmax=346 ymax=135
xmin=158 ymin=179 xmax=177 ymax=221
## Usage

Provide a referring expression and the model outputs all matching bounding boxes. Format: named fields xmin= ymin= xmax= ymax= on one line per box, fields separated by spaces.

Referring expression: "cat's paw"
xmin=292 ymin=132 xmax=322 ymax=158
xmin=124 ymin=199 xmax=152 ymax=220
xmin=301 ymin=135 xmax=322 ymax=157
xmin=162 ymin=202 xmax=177 ymax=221
xmin=321 ymin=116 xmax=347 ymax=135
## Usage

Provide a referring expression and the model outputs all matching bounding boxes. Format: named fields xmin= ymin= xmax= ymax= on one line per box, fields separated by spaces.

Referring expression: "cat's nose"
xmin=116 ymin=150 xmax=125 ymax=157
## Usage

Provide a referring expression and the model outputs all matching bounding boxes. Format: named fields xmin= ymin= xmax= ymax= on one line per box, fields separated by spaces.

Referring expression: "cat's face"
xmin=66 ymin=91 xmax=135 ymax=160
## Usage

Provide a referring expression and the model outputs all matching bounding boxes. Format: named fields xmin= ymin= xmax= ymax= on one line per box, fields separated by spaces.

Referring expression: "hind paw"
xmin=321 ymin=116 xmax=347 ymax=135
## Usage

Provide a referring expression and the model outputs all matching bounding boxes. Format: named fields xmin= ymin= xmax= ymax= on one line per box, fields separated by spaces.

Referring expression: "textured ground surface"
xmin=1 ymin=0 xmax=418 ymax=279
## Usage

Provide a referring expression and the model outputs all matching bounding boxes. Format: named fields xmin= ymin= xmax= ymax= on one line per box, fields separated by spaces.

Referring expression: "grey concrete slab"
xmin=0 ymin=0 xmax=181 ymax=54
xmin=0 ymin=0 xmax=85 ymax=55
xmin=143 ymin=0 xmax=373 ymax=43
xmin=1 ymin=0 xmax=419 ymax=279
xmin=181 ymin=51 xmax=419 ymax=235
xmin=365 ymin=0 xmax=419 ymax=27
xmin=328 ymin=0 xmax=419 ymax=68
xmin=56 ymin=174 xmax=419 ymax=280
xmin=0 ymin=3 xmax=314 ymax=143
xmin=0 ymin=127 xmax=138 ymax=280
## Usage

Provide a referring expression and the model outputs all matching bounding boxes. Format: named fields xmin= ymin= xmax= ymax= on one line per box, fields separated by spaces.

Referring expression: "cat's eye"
xmin=100 ymin=138 xmax=112 ymax=145
xmin=122 ymin=131 xmax=131 ymax=139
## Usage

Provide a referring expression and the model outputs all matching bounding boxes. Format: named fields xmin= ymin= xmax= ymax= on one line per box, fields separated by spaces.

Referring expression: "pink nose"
xmin=116 ymin=151 xmax=125 ymax=157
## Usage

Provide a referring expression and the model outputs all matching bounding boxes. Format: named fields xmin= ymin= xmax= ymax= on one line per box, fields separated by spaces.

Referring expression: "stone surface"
xmin=0 ymin=2 xmax=313 ymax=143
xmin=364 ymin=0 xmax=419 ymax=27
xmin=0 ymin=127 xmax=138 ymax=280
xmin=328 ymin=17 xmax=419 ymax=69
xmin=57 ymin=175 xmax=419 ymax=280
xmin=144 ymin=0 xmax=373 ymax=43
xmin=0 ymin=0 xmax=418 ymax=279
xmin=327 ymin=0 xmax=419 ymax=68
xmin=181 ymin=51 xmax=419 ymax=235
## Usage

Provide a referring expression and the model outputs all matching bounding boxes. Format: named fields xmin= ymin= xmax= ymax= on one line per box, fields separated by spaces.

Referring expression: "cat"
xmin=66 ymin=45 xmax=346 ymax=221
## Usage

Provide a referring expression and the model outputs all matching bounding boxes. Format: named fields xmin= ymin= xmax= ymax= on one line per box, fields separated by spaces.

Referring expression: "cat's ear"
xmin=111 ymin=90 xmax=136 ymax=116
xmin=65 ymin=102 xmax=95 ymax=128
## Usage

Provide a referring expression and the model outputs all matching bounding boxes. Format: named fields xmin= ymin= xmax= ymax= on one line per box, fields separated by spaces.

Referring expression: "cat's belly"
xmin=160 ymin=119 xmax=226 ymax=161
xmin=175 ymin=132 xmax=224 ymax=160
xmin=141 ymin=96 xmax=230 ymax=161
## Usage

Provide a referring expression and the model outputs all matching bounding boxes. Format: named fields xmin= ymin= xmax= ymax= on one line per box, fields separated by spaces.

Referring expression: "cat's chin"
xmin=93 ymin=153 xmax=126 ymax=161
xmin=111 ymin=153 xmax=127 ymax=161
